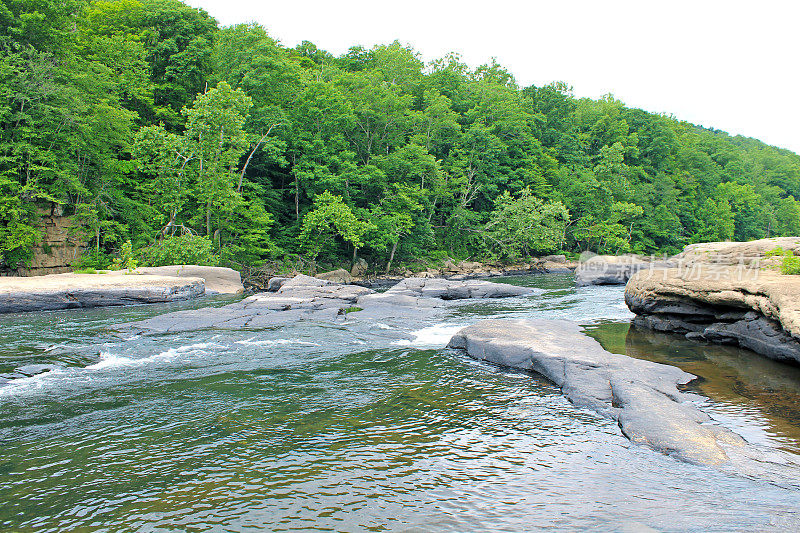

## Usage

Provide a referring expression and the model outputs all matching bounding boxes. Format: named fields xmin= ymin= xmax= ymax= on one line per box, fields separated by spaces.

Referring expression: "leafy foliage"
xmin=2 ymin=0 xmax=799 ymax=274
xmin=137 ymin=234 xmax=217 ymax=266
xmin=485 ymin=188 xmax=569 ymax=258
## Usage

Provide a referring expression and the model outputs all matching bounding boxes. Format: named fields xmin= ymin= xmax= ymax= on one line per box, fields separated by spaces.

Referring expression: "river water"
xmin=1 ymin=273 xmax=799 ymax=531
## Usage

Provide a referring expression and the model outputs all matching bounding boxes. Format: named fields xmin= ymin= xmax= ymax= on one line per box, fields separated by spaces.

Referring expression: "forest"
xmin=2 ymin=0 xmax=800 ymax=273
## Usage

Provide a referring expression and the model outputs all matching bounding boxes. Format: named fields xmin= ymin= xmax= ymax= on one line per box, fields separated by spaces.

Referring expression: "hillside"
xmin=2 ymin=0 xmax=799 ymax=273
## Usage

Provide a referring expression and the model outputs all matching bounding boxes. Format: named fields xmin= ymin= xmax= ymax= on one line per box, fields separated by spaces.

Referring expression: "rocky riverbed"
xmin=112 ymin=270 xmax=800 ymax=488
xmin=117 ymin=274 xmax=535 ymax=335
xmin=2 ymin=271 xmax=799 ymax=531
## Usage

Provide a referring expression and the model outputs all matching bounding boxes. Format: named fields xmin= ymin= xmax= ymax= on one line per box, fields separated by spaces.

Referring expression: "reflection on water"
xmin=586 ymin=322 xmax=800 ymax=454
xmin=1 ymin=273 xmax=799 ymax=531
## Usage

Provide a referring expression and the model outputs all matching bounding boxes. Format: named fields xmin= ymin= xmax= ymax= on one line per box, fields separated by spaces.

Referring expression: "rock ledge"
xmin=448 ymin=318 xmax=800 ymax=487
xmin=625 ymin=267 xmax=800 ymax=365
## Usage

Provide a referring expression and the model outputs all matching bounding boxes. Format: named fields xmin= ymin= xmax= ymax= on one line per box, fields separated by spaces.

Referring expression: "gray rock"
xmin=575 ymin=255 xmax=674 ymax=286
xmin=315 ymin=268 xmax=353 ymax=284
xmin=118 ymin=275 xmax=533 ymax=335
xmin=380 ymin=277 xmax=532 ymax=300
xmin=448 ymin=318 xmax=800 ymax=488
xmin=121 ymin=274 xmax=374 ymax=334
xmin=266 ymin=276 xmax=289 ymax=292
xmin=350 ymin=258 xmax=368 ymax=278
xmin=0 ymin=273 xmax=205 ymax=313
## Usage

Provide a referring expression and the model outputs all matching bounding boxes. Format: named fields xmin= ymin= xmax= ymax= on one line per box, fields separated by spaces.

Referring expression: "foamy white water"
xmin=394 ymin=323 xmax=467 ymax=348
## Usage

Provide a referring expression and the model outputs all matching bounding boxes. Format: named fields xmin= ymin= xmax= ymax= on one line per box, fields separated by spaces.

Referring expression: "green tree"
xmin=484 ymin=188 xmax=569 ymax=258
xmin=300 ymin=191 xmax=372 ymax=261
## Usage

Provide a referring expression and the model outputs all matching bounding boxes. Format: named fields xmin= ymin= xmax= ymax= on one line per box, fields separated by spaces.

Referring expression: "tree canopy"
xmin=2 ymin=0 xmax=799 ymax=271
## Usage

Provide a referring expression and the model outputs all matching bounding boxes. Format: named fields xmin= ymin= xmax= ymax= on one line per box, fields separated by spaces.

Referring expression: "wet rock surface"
xmin=625 ymin=267 xmax=800 ymax=365
xmin=118 ymin=275 xmax=536 ymax=335
xmin=448 ymin=318 xmax=800 ymax=488
xmin=363 ymin=277 xmax=533 ymax=302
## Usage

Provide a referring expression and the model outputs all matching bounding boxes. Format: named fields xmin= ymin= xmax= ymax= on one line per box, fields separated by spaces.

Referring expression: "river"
xmin=1 ymin=273 xmax=799 ymax=531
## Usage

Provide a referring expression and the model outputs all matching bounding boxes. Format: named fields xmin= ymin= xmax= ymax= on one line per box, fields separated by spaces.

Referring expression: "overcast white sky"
xmin=185 ymin=0 xmax=800 ymax=154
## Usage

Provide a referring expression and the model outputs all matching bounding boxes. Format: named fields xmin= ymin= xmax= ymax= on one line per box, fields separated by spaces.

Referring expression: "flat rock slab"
xmin=127 ymin=266 xmax=243 ymax=294
xmin=448 ymin=318 xmax=800 ymax=488
xmin=119 ymin=275 xmax=535 ymax=335
xmin=674 ymin=237 xmax=800 ymax=267
xmin=0 ymin=273 xmax=205 ymax=313
xmin=626 ymin=267 xmax=800 ymax=364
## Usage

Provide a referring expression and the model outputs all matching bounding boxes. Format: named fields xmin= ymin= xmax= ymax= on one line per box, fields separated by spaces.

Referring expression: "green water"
xmin=1 ymin=274 xmax=799 ymax=531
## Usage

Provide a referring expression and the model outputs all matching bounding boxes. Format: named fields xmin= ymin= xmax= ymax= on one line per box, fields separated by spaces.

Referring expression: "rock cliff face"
xmin=1 ymin=207 xmax=87 ymax=276
xmin=447 ymin=319 xmax=800 ymax=488
xmin=625 ymin=267 xmax=800 ymax=365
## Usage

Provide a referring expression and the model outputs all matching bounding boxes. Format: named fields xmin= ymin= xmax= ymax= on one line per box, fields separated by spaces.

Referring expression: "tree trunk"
xmin=206 ymin=201 xmax=212 ymax=236
xmin=385 ymin=239 xmax=399 ymax=275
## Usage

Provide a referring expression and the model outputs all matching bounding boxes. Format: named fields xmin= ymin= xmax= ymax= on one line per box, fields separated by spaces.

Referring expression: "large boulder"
xmin=448 ymin=319 xmax=800 ymax=487
xmin=266 ymin=276 xmax=289 ymax=292
xmin=625 ymin=266 xmax=800 ymax=364
xmin=575 ymin=254 xmax=674 ymax=286
xmin=350 ymin=258 xmax=368 ymax=278
xmin=128 ymin=265 xmax=243 ymax=294
xmin=0 ymin=272 xmax=205 ymax=313
xmin=315 ymin=268 xmax=353 ymax=284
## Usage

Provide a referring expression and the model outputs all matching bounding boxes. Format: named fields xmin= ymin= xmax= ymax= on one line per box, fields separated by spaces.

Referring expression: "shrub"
xmin=72 ymin=250 xmax=112 ymax=271
xmin=781 ymin=252 xmax=800 ymax=275
xmin=137 ymin=234 xmax=218 ymax=267
xmin=765 ymin=247 xmax=800 ymax=275
xmin=765 ymin=246 xmax=785 ymax=258
xmin=112 ymin=240 xmax=138 ymax=270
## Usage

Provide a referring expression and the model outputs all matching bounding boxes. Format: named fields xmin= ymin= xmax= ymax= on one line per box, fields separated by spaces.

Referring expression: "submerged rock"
xmin=448 ymin=318 xmax=800 ymax=488
xmin=625 ymin=267 xmax=800 ymax=365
